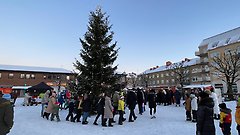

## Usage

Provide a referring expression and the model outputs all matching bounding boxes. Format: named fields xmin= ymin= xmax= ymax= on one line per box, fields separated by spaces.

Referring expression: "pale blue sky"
xmin=1 ymin=0 xmax=240 ymax=74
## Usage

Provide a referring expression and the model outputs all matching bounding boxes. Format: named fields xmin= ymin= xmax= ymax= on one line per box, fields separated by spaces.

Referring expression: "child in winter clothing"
xmin=190 ymin=94 xmax=198 ymax=122
xmin=235 ymin=100 xmax=240 ymax=135
xmin=219 ymin=103 xmax=232 ymax=135
xmin=118 ymin=96 xmax=125 ymax=125
xmin=65 ymin=98 xmax=75 ymax=121
xmin=183 ymin=94 xmax=191 ymax=121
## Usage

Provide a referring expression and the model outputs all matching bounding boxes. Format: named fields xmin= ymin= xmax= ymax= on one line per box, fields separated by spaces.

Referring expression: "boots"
xmin=108 ymin=118 xmax=113 ymax=127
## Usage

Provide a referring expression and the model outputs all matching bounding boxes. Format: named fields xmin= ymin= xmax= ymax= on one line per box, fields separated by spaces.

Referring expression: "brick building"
xmin=0 ymin=64 xmax=74 ymax=96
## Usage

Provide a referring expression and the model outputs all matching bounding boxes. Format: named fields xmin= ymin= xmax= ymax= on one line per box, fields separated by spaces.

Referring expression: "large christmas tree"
xmin=74 ymin=8 xmax=119 ymax=96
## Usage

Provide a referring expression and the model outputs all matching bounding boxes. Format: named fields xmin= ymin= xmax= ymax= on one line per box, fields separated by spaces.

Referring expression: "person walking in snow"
xmin=184 ymin=94 xmax=191 ymax=121
xmin=81 ymin=94 xmax=91 ymax=125
xmin=72 ymin=95 xmax=83 ymax=122
xmin=0 ymin=91 xmax=14 ymax=135
xmin=190 ymin=93 xmax=198 ymax=122
xmin=23 ymin=91 xmax=31 ymax=106
xmin=137 ymin=88 xmax=145 ymax=115
xmin=118 ymin=96 xmax=125 ymax=125
xmin=112 ymin=90 xmax=120 ymax=123
xmin=41 ymin=90 xmax=50 ymax=117
xmin=219 ymin=103 xmax=232 ymax=135
xmin=65 ymin=98 xmax=75 ymax=121
xmin=46 ymin=92 xmax=60 ymax=122
xmin=196 ymin=91 xmax=215 ymax=135
xmin=126 ymin=89 xmax=137 ymax=122
xmin=174 ymin=89 xmax=181 ymax=107
xmin=148 ymin=89 xmax=157 ymax=119
xmin=103 ymin=92 xmax=114 ymax=127
xmin=209 ymin=87 xmax=220 ymax=120
xmin=93 ymin=93 xmax=105 ymax=125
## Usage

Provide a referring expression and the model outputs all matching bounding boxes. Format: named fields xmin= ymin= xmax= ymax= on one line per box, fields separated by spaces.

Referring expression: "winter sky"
xmin=1 ymin=0 xmax=240 ymax=74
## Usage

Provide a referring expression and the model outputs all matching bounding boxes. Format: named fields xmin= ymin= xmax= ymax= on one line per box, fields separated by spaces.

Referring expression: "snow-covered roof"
xmin=199 ymin=27 xmax=240 ymax=50
xmin=141 ymin=58 xmax=199 ymax=74
xmin=183 ymin=84 xmax=212 ymax=89
xmin=0 ymin=64 xmax=72 ymax=74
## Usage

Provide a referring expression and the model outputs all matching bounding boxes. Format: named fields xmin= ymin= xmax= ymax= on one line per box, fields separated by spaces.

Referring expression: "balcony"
xmin=195 ymin=51 xmax=200 ymax=56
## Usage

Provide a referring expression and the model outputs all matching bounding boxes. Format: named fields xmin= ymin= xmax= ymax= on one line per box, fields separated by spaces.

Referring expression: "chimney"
xmin=166 ymin=61 xmax=172 ymax=66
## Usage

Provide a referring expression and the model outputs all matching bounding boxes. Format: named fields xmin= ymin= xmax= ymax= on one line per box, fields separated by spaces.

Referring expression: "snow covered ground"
xmin=8 ymin=98 xmax=238 ymax=135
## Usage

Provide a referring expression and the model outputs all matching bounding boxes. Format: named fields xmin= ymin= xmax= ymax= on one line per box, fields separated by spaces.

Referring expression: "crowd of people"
xmin=4 ymin=86 xmax=240 ymax=135
xmin=37 ymin=87 xmax=185 ymax=127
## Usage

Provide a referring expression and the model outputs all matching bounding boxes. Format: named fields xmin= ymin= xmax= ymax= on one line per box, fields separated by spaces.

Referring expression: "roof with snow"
xmin=141 ymin=58 xmax=199 ymax=74
xmin=199 ymin=27 xmax=240 ymax=50
xmin=0 ymin=64 xmax=72 ymax=74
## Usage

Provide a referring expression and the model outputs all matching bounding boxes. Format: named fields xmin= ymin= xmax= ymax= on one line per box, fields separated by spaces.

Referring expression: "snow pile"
xmin=9 ymin=98 xmax=238 ymax=135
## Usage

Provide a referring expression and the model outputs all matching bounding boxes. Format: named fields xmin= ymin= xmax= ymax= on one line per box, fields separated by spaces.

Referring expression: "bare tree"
xmin=169 ymin=60 xmax=191 ymax=88
xmin=211 ymin=50 xmax=240 ymax=98
xmin=138 ymin=72 xmax=149 ymax=88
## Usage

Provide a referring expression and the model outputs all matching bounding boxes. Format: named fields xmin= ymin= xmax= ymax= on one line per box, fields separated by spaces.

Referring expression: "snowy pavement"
xmin=8 ymin=98 xmax=238 ymax=135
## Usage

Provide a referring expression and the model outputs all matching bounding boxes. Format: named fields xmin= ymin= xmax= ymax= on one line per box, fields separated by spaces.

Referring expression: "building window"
xmin=152 ymin=74 xmax=155 ymax=78
xmin=211 ymin=41 xmax=219 ymax=48
xmin=171 ymin=79 xmax=175 ymax=83
xmin=8 ymin=73 xmax=14 ymax=79
xmin=157 ymin=80 xmax=159 ymax=84
xmin=161 ymin=74 xmax=164 ymax=77
xmin=48 ymin=75 xmax=52 ymax=79
xmin=156 ymin=74 xmax=159 ymax=78
xmin=192 ymin=77 xmax=198 ymax=82
xmin=31 ymin=74 xmax=35 ymax=79
xmin=166 ymin=80 xmax=169 ymax=84
xmin=237 ymin=46 xmax=240 ymax=54
xmin=20 ymin=74 xmax=25 ymax=79
xmin=210 ymin=52 xmax=220 ymax=58
xmin=43 ymin=75 xmax=47 ymax=79
xmin=161 ymin=80 xmax=164 ymax=84
xmin=224 ymin=49 xmax=232 ymax=55
xmin=225 ymin=38 xmax=231 ymax=44
xmin=26 ymin=74 xmax=30 ymax=79
xmin=166 ymin=73 xmax=169 ymax=76
xmin=66 ymin=76 xmax=70 ymax=80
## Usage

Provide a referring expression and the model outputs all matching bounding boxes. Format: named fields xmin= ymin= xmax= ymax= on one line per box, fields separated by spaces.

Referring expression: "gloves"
xmin=219 ymin=123 xmax=223 ymax=128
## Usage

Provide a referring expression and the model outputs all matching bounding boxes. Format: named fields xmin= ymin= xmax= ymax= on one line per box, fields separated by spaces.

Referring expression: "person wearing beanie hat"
xmin=196 ymin=91 xmax=215 ymax=135
xmin=0 ymin=91 xmax=14 ymax=135
xmin=118 ymin=96 xmax=125 ymax=125
xmin=219 ymin=103 xmax=232 ymax=135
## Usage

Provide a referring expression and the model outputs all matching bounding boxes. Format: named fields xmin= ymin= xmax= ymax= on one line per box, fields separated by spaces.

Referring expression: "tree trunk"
xmin=227 ymin=83 xmax=234 ymax=100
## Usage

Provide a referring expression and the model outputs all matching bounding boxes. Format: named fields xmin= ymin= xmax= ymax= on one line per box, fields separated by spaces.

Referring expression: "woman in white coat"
xmin=190 ymin=93 xmax=198 ymax=122
xmin=209 ymin=88 xmax=220 ymax=120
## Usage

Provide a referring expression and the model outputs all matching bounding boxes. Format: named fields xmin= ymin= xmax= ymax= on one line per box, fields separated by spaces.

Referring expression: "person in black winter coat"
xmin=126 ymin=90 xmax=137 ymax=122
xmin=93 ymin=93 xmax=105 ymax=125
xmin=72 ymin=95 xmax=83 ymax=122
xmin=65 ymin=99 xmax=75 ymax=121
xmin=174 ymin=90 xmax=181 ymax=107
xmin=137 ymin=88 xmax=144 ymax=115
xmin=82 ymin=94 xmax=91 ymax=124
xmin=196 ymin=91 xmax=215 ymax=135
xmin=148 ymin=89 xmax=157 ymax=119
